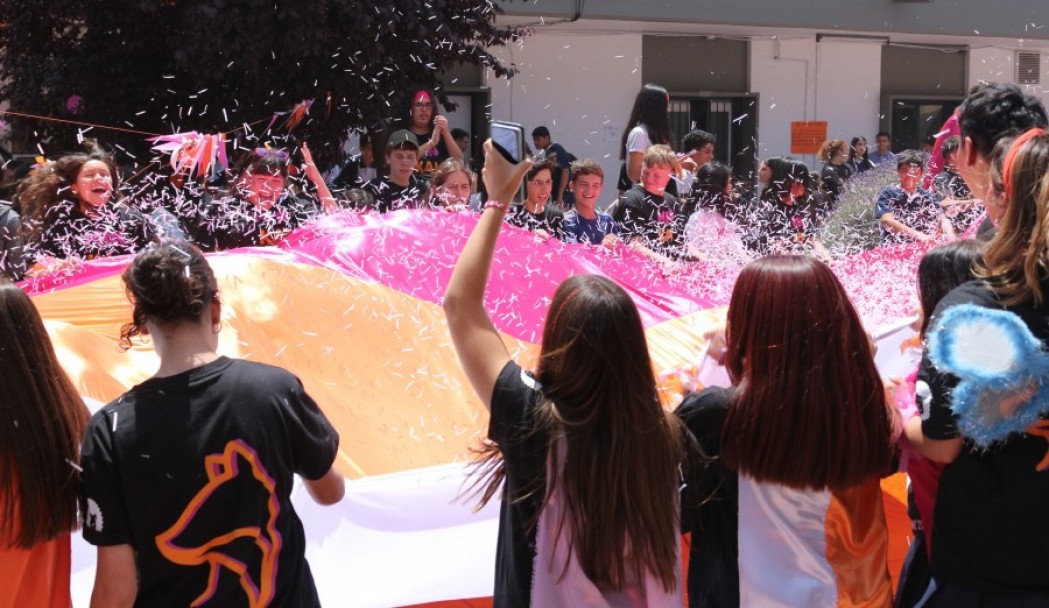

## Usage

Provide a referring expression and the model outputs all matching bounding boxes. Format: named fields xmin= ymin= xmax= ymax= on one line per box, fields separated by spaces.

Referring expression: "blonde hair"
xmin=643 ymin=144 xmax=676 ymax=168
xmin=817 ymin=139 xmax=847 ymax=163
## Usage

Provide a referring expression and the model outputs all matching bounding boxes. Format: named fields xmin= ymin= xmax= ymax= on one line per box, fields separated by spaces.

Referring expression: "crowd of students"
xmin=2 ymin=82 xmax=1049 ymax=607
xmin=0 ymin=88 xmax=986 ymax=283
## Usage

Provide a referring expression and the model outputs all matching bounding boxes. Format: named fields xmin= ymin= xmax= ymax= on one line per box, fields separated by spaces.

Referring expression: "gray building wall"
xmin=500 ymin=0 xmax=1049 ymax=41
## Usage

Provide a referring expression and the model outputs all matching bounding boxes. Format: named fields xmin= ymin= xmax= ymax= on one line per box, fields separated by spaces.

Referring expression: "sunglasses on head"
xmin=253 ymin=147 xmax=290 ymax=162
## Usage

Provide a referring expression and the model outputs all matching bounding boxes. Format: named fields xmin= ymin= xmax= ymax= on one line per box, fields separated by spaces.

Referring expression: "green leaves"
xmin=0 ymin=0 xmax=519 ymax=169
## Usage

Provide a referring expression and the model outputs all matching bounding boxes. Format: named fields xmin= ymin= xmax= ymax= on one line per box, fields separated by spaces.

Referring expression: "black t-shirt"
xmin=617 ymin=165 xmax=679 ymax=198
xmin=505 ymin=204 xmax=566 ymax=240
xmin=610 ymin=184 xmax=694 ymax=259
xmin=539 ymin=143 xmax=576 ymax=207
xmin=330 ymin=154 xmax=378 ymax=190
xmin=675 ymin=387 xmax=740 ymax=608
xmin=361 ymin=174 xmax=429 ymax=213
xmin=820 ymin=162 xmax=853 ymax=202
xmin=933 ymin=168 xmax=971 ymax=200
xmin=738 ymin=195 xmax=824 ymax=256
xmin=488 ymin=361 xmax=550 ymax=608
xmin=414 ymin=127 xmax=450 ymax=177
xmin=28 ymin=199 xmax=158 ymax=262
xmin=686 ymin=191 xmax=744 ymax=226
xmin=849 ymin=157 xmax=877 ymax=174
xmin=0 ymin=200 xmax=24 ymax=280
xmin=81 ymin=357 xmax=339 ymax=608
xmin=933 ymin=168 xmax=981 ymax=234
xmin=918 ymin=279 xmax=1049 ymax=592
xmin=180 ymin=192 xmax=322 ymax=251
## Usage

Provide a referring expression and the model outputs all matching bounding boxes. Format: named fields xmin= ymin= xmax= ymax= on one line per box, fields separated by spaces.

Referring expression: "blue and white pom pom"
xmin=927 ymin=304 xmax=1049 ymax=447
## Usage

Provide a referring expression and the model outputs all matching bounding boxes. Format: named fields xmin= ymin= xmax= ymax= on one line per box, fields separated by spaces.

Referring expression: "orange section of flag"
xmin=33 ymin=255 xmax=732 ymax=479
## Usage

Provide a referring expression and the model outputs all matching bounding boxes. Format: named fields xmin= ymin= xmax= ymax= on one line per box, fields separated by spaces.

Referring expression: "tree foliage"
xmin=0 ymin=0 xmax=519 ymax=167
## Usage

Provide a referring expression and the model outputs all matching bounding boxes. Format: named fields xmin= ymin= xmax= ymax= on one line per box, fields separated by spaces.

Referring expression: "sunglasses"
xmin=253 ymin=147 xmax=290 ymax=162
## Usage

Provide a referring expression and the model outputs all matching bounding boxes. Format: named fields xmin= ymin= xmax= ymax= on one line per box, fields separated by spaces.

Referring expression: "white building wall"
xmin=750 ymin=38 xmax=817 ymax=163
xmin=486 ymin=32 xmax=642 ymax=205
xmin=969 ymin=45 xmax=1049 ymax=110
xmin=969 ymin=46 xmax=1014 ymax=86
xmin=749 ymin=38 xmax=881 ymax=167
xmin=814 ymin=40 xmax=882 ymax=145
xmin=487 ymin=28 xmax=1048 ymax=185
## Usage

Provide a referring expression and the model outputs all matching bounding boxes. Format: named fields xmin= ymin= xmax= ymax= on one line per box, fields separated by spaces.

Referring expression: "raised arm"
xmin=435 ymin=116 xmax=464 ymax=161
xmin=443 ymin=141 xmax=532 ymax=409
xmin=301 ymin=142 xmax=338 ymax=213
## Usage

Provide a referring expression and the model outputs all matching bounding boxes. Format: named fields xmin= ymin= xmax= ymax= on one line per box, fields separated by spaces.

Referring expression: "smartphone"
xmin=491 ymin=120 xmax=524 ymax=164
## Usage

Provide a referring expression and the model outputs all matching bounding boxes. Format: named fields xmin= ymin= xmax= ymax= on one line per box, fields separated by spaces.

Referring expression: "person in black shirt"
xmin=82 ymin=241 xmax=343 ymax=607
xmin=361 ymin=130 xmax=430 ymax=213
xmin=330 ymin=132 xmax=379 ymax=190
xmin=405 ymin=88 xmax=463 ymax=177
xmin=933 ymin=136 xmax=981 ymax=235
xmin=611 ymin=144 xmax=695 ymax=262
xmin=817 ymin=139 xmax=854 ymax=205
xmin=181 ymin=146 xmax=329 ymax=250
xmin=0 ymin=200 xmax=24 ymax=280
xmin=506 ymin=156 xmax=565 ymax=241
xmin=444 ymin=140 xmax=687 ymax=606
xmin=742 ymin=157 xmax=831 ymax=259
xmin=847 ymin=135 xmax=877 ymax=174
xmin=16 ymin=149 xmax=164 ymax=268
xmin=954 ymin=83 xmax=1049 ymax=242
xmin=904 ymin=128 xmax=1049 ymax=604
xmin=531 ymin=126 xmax=576 ymax=208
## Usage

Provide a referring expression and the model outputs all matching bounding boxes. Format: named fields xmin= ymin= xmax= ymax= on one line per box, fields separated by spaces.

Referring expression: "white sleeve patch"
xmin=85 ymin=498 xmax=104 ymax=532
xmin=519 ymin=369 xmax=541 ymax=391
xmin=915 ymin=380 xmax=933 ymax=421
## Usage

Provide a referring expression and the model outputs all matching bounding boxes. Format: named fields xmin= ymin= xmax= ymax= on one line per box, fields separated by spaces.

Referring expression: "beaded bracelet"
xmin=484 ymin=200 xmax=509 ymax=212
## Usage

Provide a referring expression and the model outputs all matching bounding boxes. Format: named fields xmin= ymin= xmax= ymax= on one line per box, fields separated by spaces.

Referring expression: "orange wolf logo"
xmin=155 ymin=440 xmax=282 ymax=607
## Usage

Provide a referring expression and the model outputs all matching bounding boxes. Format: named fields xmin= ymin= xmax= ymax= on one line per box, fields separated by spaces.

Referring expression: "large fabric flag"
xmin=24 ymin=210 xmax=920 ymax=607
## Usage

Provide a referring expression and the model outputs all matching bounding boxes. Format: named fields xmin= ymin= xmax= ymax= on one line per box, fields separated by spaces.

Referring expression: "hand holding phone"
xmin=481 ymin=139 xmax=532 ymax=206
xmin=491 ymin=121 xmax=524 ymax=164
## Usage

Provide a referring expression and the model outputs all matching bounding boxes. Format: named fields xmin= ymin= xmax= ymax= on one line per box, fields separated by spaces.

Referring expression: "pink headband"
xmin=413 ymin=90 xmax=432 ymax=104
xmin=1003 ymin=127 xmax=1046 ymax=202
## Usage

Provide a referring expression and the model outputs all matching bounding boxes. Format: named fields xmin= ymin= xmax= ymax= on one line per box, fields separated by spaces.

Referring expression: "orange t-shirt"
xmin=0 ymin=522 xmax=73 ymax=608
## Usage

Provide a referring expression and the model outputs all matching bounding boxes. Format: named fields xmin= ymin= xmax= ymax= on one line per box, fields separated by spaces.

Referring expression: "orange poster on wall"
xmin=791 ymin=121 xmax=828 ymax=154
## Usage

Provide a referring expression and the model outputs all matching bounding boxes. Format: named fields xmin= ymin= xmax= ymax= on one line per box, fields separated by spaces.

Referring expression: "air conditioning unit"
xmin=1017 ymin=51 xmax=1041 ymax=85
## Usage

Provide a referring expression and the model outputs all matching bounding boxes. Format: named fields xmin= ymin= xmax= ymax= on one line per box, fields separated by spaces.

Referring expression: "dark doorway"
xmin=890 ymin=98 xmax=961 ymax=152
xmin=669 ymin=95 xmax=759 ymax=184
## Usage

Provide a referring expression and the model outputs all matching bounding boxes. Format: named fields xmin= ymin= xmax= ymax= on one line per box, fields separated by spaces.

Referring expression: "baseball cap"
xmin=387 ymin=130 xmax=420 ymax=150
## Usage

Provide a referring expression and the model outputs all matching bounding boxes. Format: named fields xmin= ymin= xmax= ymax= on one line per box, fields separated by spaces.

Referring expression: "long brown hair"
xmin=426 ymin=158 xmax=474 ymax=207
xmin=475 ymin=275 xmax=684 ymax=592
xmin=15 ymin=144 xmax=122 ymax=242
xmin=0 ymin=281 xmax=89 ymax=549
xmin=720 ymin=256 xmax=896 ymax=491
xmin=980 ymin=129 xmax=1049 ymax=305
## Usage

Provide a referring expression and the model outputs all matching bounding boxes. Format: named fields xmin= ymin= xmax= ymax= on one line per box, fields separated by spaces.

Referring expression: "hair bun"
xmin=119 ymin=241 xmax=218 ymax=348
